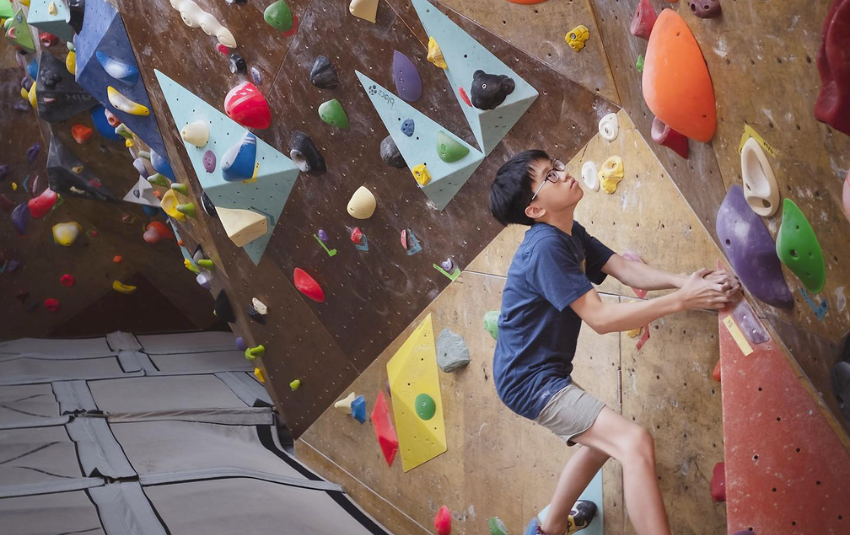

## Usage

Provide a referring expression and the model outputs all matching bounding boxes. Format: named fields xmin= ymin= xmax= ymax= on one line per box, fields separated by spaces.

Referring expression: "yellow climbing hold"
xmin=217 ymin=206 xmax=269 ymax=247
xmin=11 ymin=182 xmax=18 ymax=191
xmin=626 ymin=327 xmax=642 ymax=338
xmin=27 ymin=84 xmax=37 ymax=108
xmin=598 ymin=156 xmax=624 ymax=194
xmin=48 ymin=1 xmax=57 ymax=15
xmin=412 ymin=163 xmax=431 ymax=186
xmin=66 ymin=51 xmax=76 ymax=75
xmin=254 ymin=367 xmax=265 ymax=383
xmin=112 ymin=281 xmax=137 ymax=294
xmin=565 ymin=25 xmax=590 ymax=51
xmin=184 ymin=259 xmax=200 ymax=273
xmin=349 ymin=0 xmax=378 ymax=23
xmin=289 ymin=379 xmax=301 ymax=391
xmin=107 ymin=86 xmax=150 ymax=116
xmin=52 ymin=222 xmax=82 ymax=246
xmin=160 ymin=190 xmax=186 ymax=221
xmin=427 ymin=37 xmax=447 ymax=69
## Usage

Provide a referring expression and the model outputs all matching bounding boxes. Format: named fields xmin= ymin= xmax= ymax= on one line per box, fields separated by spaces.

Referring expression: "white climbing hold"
xmin=216 ymin=206 xmax=269 ymax=247
xmin=581 ymin=161 xmax=599 ymax=192
xmin=169 ymin=0 xmax=237 ymax=48
xmin=347 ymin=186 xmax=376 ymax=219
xmin=180 ymin=120 xmax=210 ymax=147
xmin=740 ymin=137 xmax=780 ymax=217
xmin=598 ymin=113 xmax=619 ymax=142
xmin=251 ymin=297 xmax=268 ymax=315
xmin=334 ymin=392 xmax=357 ymax=414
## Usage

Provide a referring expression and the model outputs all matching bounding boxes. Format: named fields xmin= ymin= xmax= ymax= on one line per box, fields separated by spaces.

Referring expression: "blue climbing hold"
xmin=351 ymin=395 xmax=367 ymax=424
xmin=401 ymin=118 xmax=414 ymax=137
xmin=27 ymin=59 xmax=38 ymax=81
xmin=221 ymin=132 xmax=258 ymax=182
xmin=95 ymin=51 xmax=140 ymax=85
xmin=150 ymin=149 xmax=175 ymax=181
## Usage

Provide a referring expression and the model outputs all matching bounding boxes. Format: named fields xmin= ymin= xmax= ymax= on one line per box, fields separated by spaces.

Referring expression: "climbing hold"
xmin=689 ymin=0 xmax=721 ymax=19
xmin=180 ymin=120 xmax=210 ymax=148
xmin=565 ymin=25 xmax=590 ymax=51
xmin=105 ymin=109 xmax=121 ymax=128
xmin=401 ymin=118 xmax=415 ymax=137
xmin=351 ymin=395 xmax=367 ymax=423
xmin=436 ymin=328 xmax=470 ymax=372
xmin=470 ymin=70 xmax=515 ymax=110
xmin=427 ymin=37 xmax=447 ymax=69
xmin=27 ymin=142 xmax=42 ymax=164
xmin=334 ymin=392 xmax=356 ymax=414
xmin=436 ymin=131 xmax=470 ymax=163
xmin=651 ymin=117 xmax=689 ymax=159
xmin=415 ymin=393 xmax=436 ymax=420
xmin=235 ymin=337 xmax=248 ymax=351
xmin=10 ymin=204 xmax=27 ymax=235
xmin=710 ymin=462 xmax=726 ymax=502
xmin=248 ymin=67 xmax=263 ymax=88
xmin=229 ymin=52 xmax=246 ymax=74
xmin=0 ymin=165 xmax=7 ymax=181
xmin=197 ymin=259 xmax=214 ymax=270
xmin=598 ymin=113 xmax=619 ymax=141
xmin=440 ymin=258 xmax=455 ymax=272
xmin=200 ymin=192 xmax=218 ymax=219
xmin=202 ymin=151 xmax=216 ymax=173
xmin=255 ymin=368 xmax=265 ymax=383
xmin=71 ymin=124 xmax=93 ymax=144
xmin=294 ymin=267 xmax=325 ymax=302
xmin=636 ymin=55 xmax=644 ymax=72
xmin=815 ymin=0 xmax=850 ymax=136
xmin=60 ymin=274 xmax=76 ymax=287
xmin=52 ymin=222 xmax=82 ymax=246
xmin=349 ymin=0 xmax=378 ymax=23
xmin=289 ymin=131 xmax=326 ymax=174
xmin=412 ymin=163 xmax=431 ymax=186
xmin=247 ymin=297 xmax=268 ymax=324
xmin=740 ymin=137 xmax=779 ymax=217
xmin=264 ymin=0 xmax=293 ymax=31
xmin=630 ymin=0 xmax=657 ymax=40
xmin=216 ymin=206 xmax=269 ymax=247
xmin=244 ymin=345 xmax=265 ymax=360
xmin=716 ymin=185 xmax=793 ymax=308
xmin=598 ymin=156 xmax=624 ymax=194
xmin=318 ymin=229 xmax=329 ymax=242
xmin=160 ymin=190 xmax=186 ymax=221
xmin=289 ymin=379 xmax=301 ymax=391
xmin=350 ymin=227 xmax=364 ymax=245
xmin=44 ymin=298 xmax=60 ymax=313
xmin=176 ymin=203 xmax=196 ymax=218
xmin=347 ymin=186 xmax=376 ymax=219
xmin=483 ymin=310 xmax=499 ymax=340
xmin=28 ymin=187 xmax=58 ymax=218
xmin=370 ymin=390 xmax=399 ymax=466
xmin=318 ymin=99 xmax=349 ymax=129
xmin=380 ymin=136 xmax=406 ymax=168
xmin=214 ymin=290 xmax=236 ymax=323
xmin=393 ymin=51 xmax=423 ymax=102
xmin=150 ymin=150 xmax=175 ymax=181
xmin=147 ymin=173 xmax=169 ymax=187
xmin=581 ymin=161 xmax=600 ymax=192
xmin=112 ymin=281 xmax=137 ymax=294
xmin=66 ymin=51 xmax=76 ymax=75
xmin=170 ymin=0 xmax=237 ymax=47
xmin=221 ymin=132 xmax=257 ymax=181
xmin=434 ymin=506 xmax=452 ymax=535
xmin=626 ymin=327 xmax=642 ymax=338
xmin=216 ymin=44 xmax=229 ymax=55
xmin=39 ymin=32 xmax=59 ymax=48
xmin=643 ymin=10 xmax=716 ymax=142
xmin=776 ymin=199 xmax=826 ymax=294
xmin=170 ymin=183 xmax=188 ymax=195
xmin=310 ymin=56 xmax=339 ymax=89
xmin=488 ymin=517 xmax=508 ymax=535
xmin=224 ymin=82 xmax=271 ymax=129
xmin=36 ymin=54 xmax=97 ymax=124
xmin=107 ymin=87 xmax=150 ymax=116
xmin=143 ymin=221 xmax=174 ymax=243
xmin=95 ymin=51 xmax=139 ymax=85
xmin=113 ymin=256 xmax=123 ymax=263
xmin=843 ymin=170 xmax=850 ymax=222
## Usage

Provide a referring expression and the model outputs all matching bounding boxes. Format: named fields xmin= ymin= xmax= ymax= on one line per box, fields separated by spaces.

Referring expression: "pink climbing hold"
xmin=459 ymin=87 xmax=472 ymax=107
xmin=224 ymin=82 xmax=272 ymax=129
xmin=650 ymin=117 xmax=689 ymax=159
xmin=143 ymin=221 xmax=175 ymax=244
xmin=630 ymin=0 xmax=657 ymax=40
xmin=294 ymin=268 xmax=325 ymax=303
xmin=60 ymin=274 xmax=76 ymax=287
xmin=815 ymin=0 xmax=850 ymax=136
xmin=350 ymin=227 xmax=363 ymax=245
xmin=710 ymin=462 xmax=726 ymax=502
xmin=434 ymin=505 xmax=452 ymax=535
xmin=44 ymin=298 xmax=60 ymax=312
xmin=28 ymin=188 xmax=58 ymax=218
xmin=371 ymin=391 xmax=399 ymax=467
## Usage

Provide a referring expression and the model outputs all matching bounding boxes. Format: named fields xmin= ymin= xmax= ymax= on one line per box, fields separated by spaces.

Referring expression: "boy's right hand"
xmin=676 ymin=268 xmax=738 ymax=311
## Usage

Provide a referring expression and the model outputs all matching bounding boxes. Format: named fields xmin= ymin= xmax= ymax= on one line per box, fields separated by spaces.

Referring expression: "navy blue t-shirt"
xmin=493 ymin=222 xmax=615 ymax=419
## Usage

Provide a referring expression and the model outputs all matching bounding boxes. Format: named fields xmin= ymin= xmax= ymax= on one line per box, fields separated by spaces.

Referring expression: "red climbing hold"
xmin=224 ymin=82 xmax=272 ymax=129
xmin=710 ymin=462 xmax=726 ymax=502
xmin=630 ymin=0 xmax=657 ymax=40
xmin=216 ymin=44 xmax=229 ymax=55
xmin=459 ymin=87 xmax=472 ymax=107
xmin=294 ymin=268 xmax=325 ymax=303
xmin=71 ymin=124 xmax=93 ymax=144
xmin=350 ymin=227 xmax=363 ymax=245
xmin=28 ymin=188 xmax=58 ymax=219
xmin=44 ymin=298 xmax=60 ymax=312
xmin=712 ymin=359 xmax=721 ymax=382
xmin=39 ymin=32 xmax=58 ymax=47
xmin=113 ymin=255 xmax=123 ymax=263
xmin=434 ymin=505 xmax=452 ymax=535
xmin=815 ymin=0 xmax=850 ymax=136
xmin=650 ymin=117 xmax=689 ymax=159
xmin=60 ymin=274 xmax=76 ymax=287
xmin=371 ymin=391 xmax=399 ymax=467
xmin=143 ymin=221 xmax=174 ymax=244
xmin=643 ymin=10 xmax=716 ymax=142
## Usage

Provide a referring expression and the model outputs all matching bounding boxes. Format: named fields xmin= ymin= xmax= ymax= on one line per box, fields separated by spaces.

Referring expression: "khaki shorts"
xmin=534 ymin=382 xmax=605 ymax=446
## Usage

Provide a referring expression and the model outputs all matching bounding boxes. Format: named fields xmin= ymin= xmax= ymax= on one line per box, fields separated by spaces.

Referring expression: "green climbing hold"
xmin=176 ymin=203 xmax=196 ymax=218
xmin=636 ymin=54 xmax=645 ymax=73
xmin=414 ymin=393 xmax=436 ymax=420
xmin=264 ymin=0 xmax=293 ymax=31
xmin=245 ymin=345 xmax=265 ymax=361
xmin=775 ymin=198 xmax=826 ymax=294
xmin=170 ymin=183 xmax=188 ymax=195
xmin=488 ymin=517 xmax=509 ymax=535
xmin=197 ymin=259 xmax=215 ymax=270
xmin=483 ymin=310 xmax=499 ymax=340
xmin=147 ymin=173 xmax=169 ymax=187
xmin=436 ymin=131 xmax=470 ymax=163
xmin=318 ymin=99 xmax=349 ymax=129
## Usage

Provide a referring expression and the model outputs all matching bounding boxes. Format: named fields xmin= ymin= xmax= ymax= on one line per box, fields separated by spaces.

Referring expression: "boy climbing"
xmin=488 ymin=150 xmax=742 ymax=535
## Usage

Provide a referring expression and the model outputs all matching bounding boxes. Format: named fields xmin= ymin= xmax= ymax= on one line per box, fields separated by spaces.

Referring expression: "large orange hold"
xmin=643 ymin=10 xmax=716 ymax=142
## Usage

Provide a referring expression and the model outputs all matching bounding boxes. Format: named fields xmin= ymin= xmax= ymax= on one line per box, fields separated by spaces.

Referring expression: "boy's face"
xmin=527 ymin=157 xmax=584 ymax=217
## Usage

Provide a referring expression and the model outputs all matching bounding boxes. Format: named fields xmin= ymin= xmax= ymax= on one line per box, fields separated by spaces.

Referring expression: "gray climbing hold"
xmin=380 ymin=135 xmax=406 ymax=168
xmin=436 ymin=328 xmax=470 ymax=373
xmin=310 ymin=55 xmax=339 ymax=89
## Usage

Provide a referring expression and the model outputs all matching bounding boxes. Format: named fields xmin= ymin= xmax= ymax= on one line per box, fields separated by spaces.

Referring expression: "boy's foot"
xmin=535 ymin=500 xmax=598 ymax=535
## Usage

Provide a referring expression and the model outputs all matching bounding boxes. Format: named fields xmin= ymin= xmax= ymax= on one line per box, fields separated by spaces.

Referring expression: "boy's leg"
xmin=571 ymin=407 xmax=672 ymax=535
xmin=540 ymin=446 xmax=609 ymax=535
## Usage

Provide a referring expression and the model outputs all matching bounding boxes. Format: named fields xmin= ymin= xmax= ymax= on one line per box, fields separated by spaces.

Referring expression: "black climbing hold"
xmin=831 ymin=333 xmax=850 ymax=423
xmin=380 ymin=135 xmax=406 ymax=168
xmin=47 ymin=135 xmax=117 ymax=202
xmin=289 ymin=131 xmax=326 ymax=174
xmin=67 ymin=0 xmax=85 ymax=34
xmin=214 ymin=290 xmax=236 ymax=323
xmin=226 ymin=0 xmax=248 ymax=3
xmin=310 ymin=56 xmax=339 ymax=89
xmin=247 ymin=304 xmax=267 ymax=324
xmin=401 ymin=118 xmax=414 ymax=137
xmin=470 ymin=70 xmax=515 ymax=110
xmin=229 ymin=53 xmax=247 ymax=73
xmin=36 ymin=54 xmax=97 ymax=123
xmin=201 ymin=192 xmax=218 ymax=219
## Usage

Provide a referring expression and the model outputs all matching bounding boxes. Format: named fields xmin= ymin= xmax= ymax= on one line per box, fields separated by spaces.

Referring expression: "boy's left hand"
xmin=704 ymin=269 xmax=743 ymax=301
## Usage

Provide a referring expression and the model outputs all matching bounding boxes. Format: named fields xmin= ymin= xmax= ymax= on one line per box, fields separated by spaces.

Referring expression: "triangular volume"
xmin=5 ymin=8 xmax=36 ymax=52
xmin=154 ymin=70 xmax=299 ymax=265
xmin=0 ymin=0 xmax=13 ymax=19
xmin=37 ymin=54 xmax=98 ymax=123
xmin=47 ymin=136 xmax=117 ymax=202
xmin=123 ymin=177 xmax=159 ymax=207
xmin=410 ymin=0 xmax=538 ymax=155
xmin=75 ymin=0 xmax=166 ymax=156
xmin=357 ymin=72 xmax=484 ymax=210
xmin=386 ymin=314 xmax=447 ymax=472
xmin=28 ymin=0 xmax=75 ymax=42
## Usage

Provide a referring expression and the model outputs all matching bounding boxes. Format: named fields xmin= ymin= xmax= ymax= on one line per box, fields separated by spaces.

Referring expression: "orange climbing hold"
xmin=71 ymin=124 xmax=93 ymax=144
xmin=294 ymin=268 xmax=325 ymax=303
xmin=113 ymin=255 xmax=123 ymax=263
xmin=642 ymin=10 xmax=716 ymax=143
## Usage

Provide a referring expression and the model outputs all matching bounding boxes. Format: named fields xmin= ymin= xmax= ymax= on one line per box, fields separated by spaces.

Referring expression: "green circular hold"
xmin=318 ymin=99 xmax=350 ymax=130
xmin=415 ymin=393 xmax=436 ymax=420
xmin=264 ymin=0 xmax=294 ymax=31
xmin=436 ymin=131 xmax=469 ymax=163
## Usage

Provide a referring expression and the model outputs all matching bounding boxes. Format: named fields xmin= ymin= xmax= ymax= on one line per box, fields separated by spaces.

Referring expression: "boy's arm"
xmin=601 ymin=254 xmax=740 ymax=293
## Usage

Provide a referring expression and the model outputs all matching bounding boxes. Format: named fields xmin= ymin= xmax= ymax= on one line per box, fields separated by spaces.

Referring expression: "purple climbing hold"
xmin=716 ymin=185 xmax=793 ymax=309
xmin=251 ymin=67 xmax=263 ymax=86
xmin=8 ymin=260 xmax=20 ymax=272
xmin=11 ymin=204 xmax=29 ymax=235
xmin=26 ymin=142 xmax=41 ymax=164
xmin=203 ymin=150 xmax=217 ymax=173
xmin=440 ymin=258 xmax=455 ymax=272
xmin=401 ymin=118 xmax=414 ymax=137
xmin=14 ymin=100 xmax=30 ymax=112
xmin=318 ymin=229 xmax=329 ymax=242
xmin=392 ymin=51 xmax=422 ymax=102
xmin=0 ymin=165 xmax=8 ymax=181
xmin=133 ymin=158 xmax=149 ymax=177
xmin=235 ymin=337 xmax=248 ymax=351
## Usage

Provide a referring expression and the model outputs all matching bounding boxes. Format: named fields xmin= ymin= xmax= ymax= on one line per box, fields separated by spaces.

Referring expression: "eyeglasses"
xmin=530 ymin=159 xmax=566 ymax=201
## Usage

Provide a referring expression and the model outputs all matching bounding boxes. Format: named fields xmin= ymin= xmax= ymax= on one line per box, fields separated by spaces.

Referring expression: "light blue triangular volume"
xmin=154 ymin=70 xmax=299 ymax=266
xmin=410 ymin=0 xmax=538 ymax=156
xmin=27 ymin=0 xmax=74 ymax=42
xmin=357 ymin=71 xmax=484 ymax=211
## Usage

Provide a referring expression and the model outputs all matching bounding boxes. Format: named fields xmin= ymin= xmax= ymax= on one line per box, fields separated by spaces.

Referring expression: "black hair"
xmin=488 ymin=149 xmax=549 ymax=227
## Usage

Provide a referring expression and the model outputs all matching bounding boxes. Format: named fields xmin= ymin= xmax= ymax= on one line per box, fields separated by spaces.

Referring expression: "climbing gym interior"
xmin=1 ymin=0 xmax=849 ymax=533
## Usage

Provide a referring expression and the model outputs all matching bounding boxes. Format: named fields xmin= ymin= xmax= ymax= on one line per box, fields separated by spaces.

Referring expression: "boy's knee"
xmin=623 ymin=426 xmax=655 ymax=465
